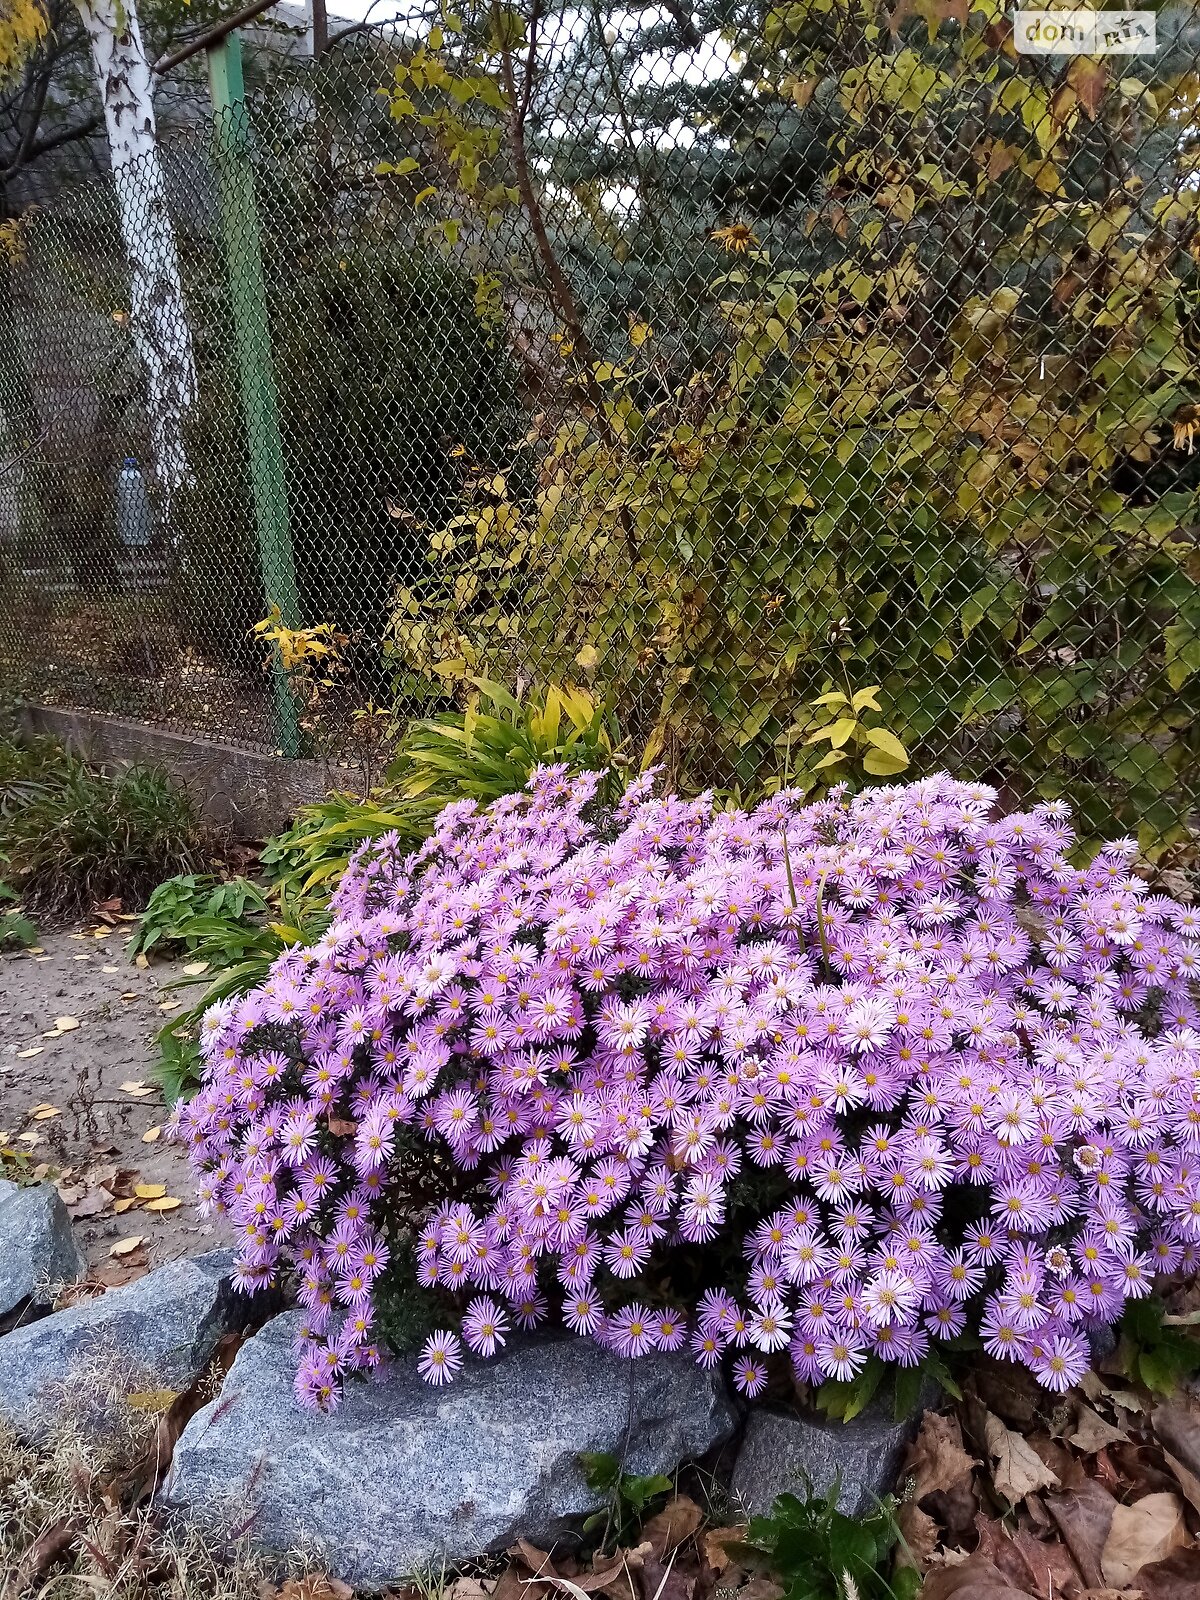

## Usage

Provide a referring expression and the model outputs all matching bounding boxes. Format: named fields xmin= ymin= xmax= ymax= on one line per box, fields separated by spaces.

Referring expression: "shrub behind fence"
xmin=3 ymin=6 xmax=1200 ymax=853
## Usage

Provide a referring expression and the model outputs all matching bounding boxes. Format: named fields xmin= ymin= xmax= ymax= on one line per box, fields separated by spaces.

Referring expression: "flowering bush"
xmin=174 ymin=769 xmax=1200 ymax=1409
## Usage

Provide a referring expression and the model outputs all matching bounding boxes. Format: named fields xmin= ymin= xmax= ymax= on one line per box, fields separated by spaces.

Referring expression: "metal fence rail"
xmin=4 ymin=5 xmax=1200 ymax=854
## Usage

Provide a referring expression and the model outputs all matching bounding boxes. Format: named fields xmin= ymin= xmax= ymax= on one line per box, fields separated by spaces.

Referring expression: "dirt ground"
xmin=0 ymin=924 xmax=221 ymax=1277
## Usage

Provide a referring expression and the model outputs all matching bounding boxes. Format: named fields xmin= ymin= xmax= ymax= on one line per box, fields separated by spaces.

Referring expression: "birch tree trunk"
xmin=75 ymin=0 xmax=197 ymax=497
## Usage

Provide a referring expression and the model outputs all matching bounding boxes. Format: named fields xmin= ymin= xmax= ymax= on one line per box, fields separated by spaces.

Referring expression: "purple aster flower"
xmin=418 ymin=1329 xmax=463 ymax=1385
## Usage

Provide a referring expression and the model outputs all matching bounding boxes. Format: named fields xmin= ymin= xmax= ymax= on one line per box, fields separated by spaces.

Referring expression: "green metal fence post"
xmin=207 ymin=30 xmax=303 ymax=758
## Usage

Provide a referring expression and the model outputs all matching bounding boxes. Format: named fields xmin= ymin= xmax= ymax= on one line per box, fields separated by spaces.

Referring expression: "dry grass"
xmin=0 ymin=1344 xmax=336 ymax=1600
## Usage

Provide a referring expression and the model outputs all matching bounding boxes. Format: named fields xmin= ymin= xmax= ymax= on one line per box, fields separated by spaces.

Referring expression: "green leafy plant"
xmin=1118 ymin=1296 xmax=1200 ymax=1395
xmin=732 ymin=1486 xmax=919 ymax=1600
xmin=814 ymin=1349 xmax=961 ymax=1427
xmin=392 ymin=681 xmax=629 ymax=807
xmin=781 ymin=684 xmax=910 ymax=790
xmin=150 ymin=882 xmax=333 ymax=1103
xmin=0 ymin=880 xmax=35 ymax=949
xmin=0 ymin=736 xmax=206 ymax=920
xmin=130 ymin=874 xmax=269 ymax=959
xmin=258 ymin=791 xmax=435 ymax=900
xmin=578 ymin=1451 xmax=673 ymax=1553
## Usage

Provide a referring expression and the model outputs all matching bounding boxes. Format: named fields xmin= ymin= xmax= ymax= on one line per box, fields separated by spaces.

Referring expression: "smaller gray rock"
xmin=730 ymin=1400 xmax=926 ymax=1521
xmin=0 ymin=1249 xmax=252 ymax=1435
xmin=164 ymin=1313 xmax=737 ymax=1584
xmin=0 ymin=1181 xmax=84 ymax=1321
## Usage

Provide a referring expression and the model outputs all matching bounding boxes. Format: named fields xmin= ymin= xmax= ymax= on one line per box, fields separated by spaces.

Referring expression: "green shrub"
xmin=130 ymin=874 xmax=270 ymax=959
xmin=0 ymin=736 xmax=205 ymax=920
xmin=732 ymin=1486 xmax=918 ymax=1600
xmin=392 ymin=680 xmax=629 ymax=806
xmin=0 ymin=882 xmax=36 ymax=950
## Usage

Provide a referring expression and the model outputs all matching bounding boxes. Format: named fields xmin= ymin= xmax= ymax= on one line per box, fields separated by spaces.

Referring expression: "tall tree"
xmin=72 ymin=0 xmax=196 ymax=495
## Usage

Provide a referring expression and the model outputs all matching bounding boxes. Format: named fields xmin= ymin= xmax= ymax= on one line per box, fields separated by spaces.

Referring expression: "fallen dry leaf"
xmin=109 ymin=1236 xmax=144 ymax=1257
xmin=908 ymin=1558 xmax=1029 ymax=1600
xmin=141 ymin=1126 xmax=161 ymax=1144
xmin=904 ymin=1409 xmax=979 ymax=1499
xmin=113 ymin=1197 xmax=139 ymax=1214
xmin=1070 ymin=1403 xmax=1128 ymax=1455
xmin=894 ymin=1500 xmax=940 ymax=1574
xmin=1161 ymin=1449 xmax=1200 ymax=1517
xmin=1046 ymin=1476 xmax=1116 ymax=1588
xmin=134 ymin=1182 xmax=166 ymax=1200
xmin=1136 ymin=1545 xmax=1200 ymax=1599
xmin=446 ymin=1582 xmax=490 ymax=1600
xmin=642 ymin=1495 xmax=704 ymax=1560
xmin=732 ymin=1581 xmax=782 ymax=1600
xmin=66 ymin=1189 xmax=114 ymax=1220
xmin=126 ymin=1388 xmax=179 ymax=1412
xmin=701 ymin=1526 xmax=745 ymax=1575
xmin=985 ymin=1412 xmax=1059 ymax=1504
xmin=15 ymin=1047 xmax=42 ymax=1059
xmin=53 ymin=1016 xmax=79 ymax=1031
xmin=1152 ymin=1401 xmax=1200 ymax=1480
xmin=30 ymin=1106 xmax=61 ymax=1121
xmin=182 ymin=960 xmax=209 ymax=976
xmin=1100 ymin=1492 xmax=1188 ymax=1589
xmin=143 ymin=1196 xmax=181 ymax=1213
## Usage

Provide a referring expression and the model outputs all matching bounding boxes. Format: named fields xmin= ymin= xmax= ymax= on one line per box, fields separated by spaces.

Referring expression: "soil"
xmin=0 ymin=923 xmax=220 ymax=1274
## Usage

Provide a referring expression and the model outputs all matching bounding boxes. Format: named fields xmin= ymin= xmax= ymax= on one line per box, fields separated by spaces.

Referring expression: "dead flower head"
xmin=711 ymin=222 xmax=759 ymax=254
xmin=1173 ymin=403 xmax=1200 ymax=453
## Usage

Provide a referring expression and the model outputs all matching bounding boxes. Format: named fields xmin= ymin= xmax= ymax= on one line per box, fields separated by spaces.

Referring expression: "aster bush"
xmin=173 ymin=768 xmax=1200 ymax=1410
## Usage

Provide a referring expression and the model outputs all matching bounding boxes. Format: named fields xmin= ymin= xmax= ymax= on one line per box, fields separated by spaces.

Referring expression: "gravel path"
xmin=0 ymin=925 xmax=220 ymax=1275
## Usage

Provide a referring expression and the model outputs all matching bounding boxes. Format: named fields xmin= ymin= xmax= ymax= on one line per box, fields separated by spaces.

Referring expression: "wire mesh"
xmin=2 ymin=7 xmax=1200 ymax=850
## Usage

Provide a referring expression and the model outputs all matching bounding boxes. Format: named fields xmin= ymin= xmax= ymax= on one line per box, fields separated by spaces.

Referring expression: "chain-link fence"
xmin=4 ymin=6 xmax=1200 ymax=849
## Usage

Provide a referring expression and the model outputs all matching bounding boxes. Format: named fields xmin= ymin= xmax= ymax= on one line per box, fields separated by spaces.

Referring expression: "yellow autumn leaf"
xmin=134 ymin=1183 xmax=166 ymax=1200
xmin=143 ymin=1196 xmax=181 ymax=1213
xmin=863 ymin=726 xmax=909 ymax=762
xmin=109 ymin=1236 xmax=143 ymax=1257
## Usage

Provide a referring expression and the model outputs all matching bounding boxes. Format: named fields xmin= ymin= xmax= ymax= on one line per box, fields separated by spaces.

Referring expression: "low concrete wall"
xmin=19 ymin=705 xmax=363 ymax=840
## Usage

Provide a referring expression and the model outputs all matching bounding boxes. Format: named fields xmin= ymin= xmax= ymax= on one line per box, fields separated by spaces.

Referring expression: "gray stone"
xmin=0 ymin=1249 xmax=249 ymax=1433
xmin=162 ymin=1312 xmax=737 ymax=1585
xmin=0 ymin=1181 xmax=84 ymax=1321
xmin=730 ymin=1400 xmax=925 ymax=1521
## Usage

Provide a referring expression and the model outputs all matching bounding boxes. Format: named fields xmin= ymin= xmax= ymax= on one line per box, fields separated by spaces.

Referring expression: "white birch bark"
xmin=75 ymin=0 xmax=197 ymax=497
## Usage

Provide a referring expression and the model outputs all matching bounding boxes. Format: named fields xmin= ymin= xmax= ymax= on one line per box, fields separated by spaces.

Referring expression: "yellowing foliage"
xmin=0 ymin=0 xmax=47 ymax=83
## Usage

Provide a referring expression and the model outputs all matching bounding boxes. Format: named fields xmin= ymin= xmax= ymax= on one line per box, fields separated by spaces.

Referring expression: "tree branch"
xmin=4 ymin=112 xmax=101 ymax=177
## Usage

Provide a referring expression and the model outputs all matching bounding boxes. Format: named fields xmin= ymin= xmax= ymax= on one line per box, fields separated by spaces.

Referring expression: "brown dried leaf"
xmin=1070 ymin=1404 xmax=1128 ymax=1456
xmin=2 ymin=1515 xmax=80 ymax=1596
xmin=985 ymin=1413 xmax=1060 ymax=1504
xmin=1136 ymin=1545 xmax=1200 ymax=1600
xmin=67 ymin=1187 xmax=114 ymax=1220
xmin=638 ymin=1555 xmax=693 ymax=1600
xmin=1161 ymin=1450 xmax=1200 ymax=1518
xmin=447 ymin=1582 xmax=490 ymax=1600
xmin=642 ymin=1496 xmax=704 ymax=1560
xmin=702 ymin=1526 xmax=745 ymax=1575
xmin=917 ymin=1556 xmax=1032 ymax=1600
xmin=903 ymin=1410 xmax=979 ymax=1500
xmin=1100 ymin=1492 xmax=1188 ymax=1589
xmin=1047 ymin=1477 xmax=1117 ymax=1589
xmin=1067 ymin=55 xmax=1108 ymax=119
xmin=894 ymin=1501 xmax=940 ymax=1574
xmin=1152 ymin=1401 xmax=1200 ymax=1481
xmin=734 ymin=1581 xmax=783 ymax=1600
xmin=272 ymin=1581 xmax=354 ymax=1600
